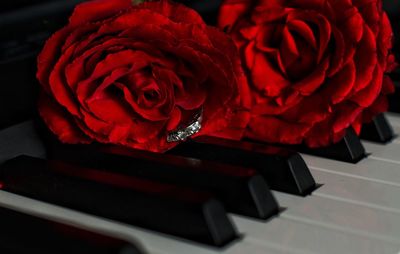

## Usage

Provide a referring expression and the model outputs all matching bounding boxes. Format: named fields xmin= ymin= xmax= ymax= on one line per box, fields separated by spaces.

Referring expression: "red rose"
xmin=218 ymin=0 xmax=394 ymax=147
xmin=37 ymin=0 xmax=251 ymax=152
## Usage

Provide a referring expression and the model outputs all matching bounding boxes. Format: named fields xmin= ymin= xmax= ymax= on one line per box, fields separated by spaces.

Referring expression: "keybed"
xmin=1 ymin=114 xmax=400 ymax=253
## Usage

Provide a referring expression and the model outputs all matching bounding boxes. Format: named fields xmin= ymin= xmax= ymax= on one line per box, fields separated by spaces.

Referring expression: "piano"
xmin=1 ymin=1 xmax=400 ymax=253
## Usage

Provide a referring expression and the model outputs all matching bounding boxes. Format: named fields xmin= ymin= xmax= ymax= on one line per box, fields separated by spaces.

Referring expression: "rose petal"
xmin=38 ymin=92 xmax=90 ymax=144
xmin=332 ymin=103 xmax=363 ymax=134
xmin=324 ymin=61 xmax=356 ymax=104
xmin=284 ymin=38 xmax=317 ymax=80
xmin=246 ymin=115 xmax=312 ymax=144
xmin=116 ymin=82 xmax=171 ymax=121
xmin=339 ymin=7 xmax=364 ymax=44
xmin=153 ymin=66 xmax=206 ymax=111
xmin=350 ymin=65 xmax=383 ymax=107
xmin=37 ymin=27 xmax=72 ymax=93
xmin=218 ymin=0 xmax=251 ymax=32
xmin=75 ymin=50 xmax=159 ymax=107
xmin=69 ymin=0 xmax=132 ymax=26
xmin=292 ymin=57 xmax=329 ymax=95
xmin=352 ymin=25 xmax=378 ymax=93
xmin=287 ymin=10 xmax=331 ymax=63
xmin=251 ymin=92 xmax=301 ymax=115
xmin=251 ymin=6 xmax=290 ymax=24
xmin=166 ymin=107 xmax=182 ymax=131
xmin=287 ymin=19 xmax=317 ymax=50
xmin=49 ymin=44 xmax=81 ymax=116
xmin=280 ymin=26 xmax=300 ymax=67
xmin=327 ymin=26 xmax=346 ymax=77
xmin=252 ymin=52 xmax=290 ymax=96
xmin=377 ymin=12 xmax=393 ymax=66
xmin=87 ymin=93 xmax=134 ymax=124
xmin=281 ymin=93 xmax=331 ymax=125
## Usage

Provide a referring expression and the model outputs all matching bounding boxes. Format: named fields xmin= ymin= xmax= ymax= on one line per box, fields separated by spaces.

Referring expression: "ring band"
xmin=167 ymin=109 xmax=203 ymax=142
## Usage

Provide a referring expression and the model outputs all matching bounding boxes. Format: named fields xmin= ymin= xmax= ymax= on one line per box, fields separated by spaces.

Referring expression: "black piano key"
xmin=360 ymin=113 xmax=396 ymax=143
xmin=0 ymin=155 xmax=237 ymax=247
xmin=0 ymin=206 xmax=143 ymax=254
xmin=0 ymin=56 xmax=38 ymax=129
xmin=0 ymin=120 xmax=46 ymax=164
xmin=48 ymin=144 xmax=280 ymax=220
xmin=1 ymin=1 xmax=88 ymax=129
xmin=168 ymin=137 xmax=317 ymax=196
xmin=388 ymin=70 xmax=400 ymax=113
xmin=298 ymin=128 xmax=366 ymax=163
xmin=389 ymin=91 xmax=400 ymax=113
xmin=175 ymin=0 xmax=223 ymax=25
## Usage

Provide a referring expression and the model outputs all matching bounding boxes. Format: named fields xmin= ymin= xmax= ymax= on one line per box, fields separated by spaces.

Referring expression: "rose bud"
xmin=37 ymin=0 xmax=251 ymax=152
xmin=218 ymin=0 xmax=395 ymax=147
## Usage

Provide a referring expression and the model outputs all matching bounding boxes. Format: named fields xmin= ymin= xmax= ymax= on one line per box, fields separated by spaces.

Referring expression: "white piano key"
xmin=363 ymin=141 xmax=400 ymax=163
xmin=0 ymin=191 xmax=287 ymax=254
xmin=391 ymin=137 xmax=400 ymax=146
xmin=233 ymin=214 xmax=399 ymax=254
xmin=274 ymin=191 xmax=400 ymax=243
xmin=386 ymin=113 xmax=400 ymax=127
xmin=385 ymin=113 xmax=400 ymax=143
xmin=391 ymin=124 xmax=400 ymax=135
xmin=309 ymin=168 xmax=400 ymax=213
xmin=302 ymin=154 xmax=400 ymax=186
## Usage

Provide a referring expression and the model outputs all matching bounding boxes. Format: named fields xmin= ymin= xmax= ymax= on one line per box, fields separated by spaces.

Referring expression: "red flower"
xmin=218 ymin=0 xmax=395 ymax=147
xmin=37 ymin=0 xmax=251 ymax=152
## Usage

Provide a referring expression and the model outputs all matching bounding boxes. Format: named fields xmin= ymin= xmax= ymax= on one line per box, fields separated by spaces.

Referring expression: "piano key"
xmin=297 ymin=128 xmax=366 ymax=163
xmin=392 ymin=135 xmax=400 ymax=144
xmin=0 ymin=205 xmax=144 ymax=254
xmin=168 ymin=136 xmax=316 ymax=196
xmin=302 ymin=154 xmax=400 ymax=186
xmin=309 ymin=168 xmax=400 ymax=213
xmin=232 ymin=214 xmax=399 ymax=254
xmin=360 ymin=113 xmax=395 ymax=143
xmin=2 ymin=189 xmax=398 ymax=254
xmin=0 ymin=128 xmax=394 ymax=254
xmin=385 ymin=113 xmax=400 ymax=143
xmin=0 ymin=155 xmax=238 ymax=247
xmin=0 ymin=191 xmax=294 ymax=254
xmin=274 ymin=191 xmax=400 ymax=243
xmin=175 ymin=0 xmax=223 ymax=25
xmin=386 ymin=113 xmax=400 ymax=127
xmin=363 ymin=140 xmax=400 ymax=164
xmin=0 ymin=0 xmax=86 ymax=27
xmin=388 ymin=81 xmax=400 ymax=113
xmin=0 ymin=120 xmax=46 ymax=164
xmin=49 ymin=144 xmax=280 ymax=220
xmin=0 ymin=120 xmax=396 ymax=254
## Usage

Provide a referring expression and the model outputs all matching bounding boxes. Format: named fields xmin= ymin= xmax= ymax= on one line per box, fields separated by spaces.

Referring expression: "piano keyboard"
xmin=0 ymin=114 xmax=400 ymax=254
xmin=0 ymin=204 xmax=142 ymax=254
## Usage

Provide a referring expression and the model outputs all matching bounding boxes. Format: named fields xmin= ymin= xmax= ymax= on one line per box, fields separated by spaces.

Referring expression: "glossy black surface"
xmin=0 ymin=206 xmax=143 ymax=254
xmin=49 ymin=144 xmax=279 ymax=220
xmin=385 ymin=0 xmax=400 ymax=114
xmin=0 ymin=156 xmax=237 ymax=247
xmin=169 ymin=137 xmax=316 ymax=196
xmin=176 ymin=0 xmax=222 ymax=25
xmin=360 ymin=113 xmax=396 ymax=143
xmin=388 ymin=79 xmax=400 ymax=113
xmin=0 ymin=0 xmax=84 ymax=129
xmin=298 ymin=128 xmax=366 ymax=163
